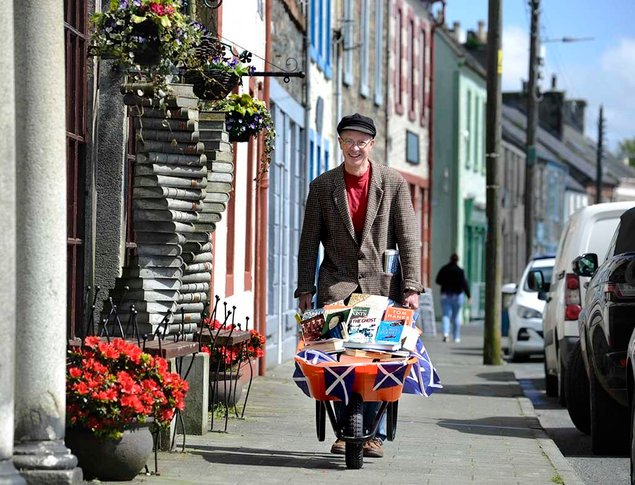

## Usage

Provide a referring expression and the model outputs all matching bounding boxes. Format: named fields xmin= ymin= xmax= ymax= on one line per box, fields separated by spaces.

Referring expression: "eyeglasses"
xmin=340 ymin=138 xmax=372 ymax=149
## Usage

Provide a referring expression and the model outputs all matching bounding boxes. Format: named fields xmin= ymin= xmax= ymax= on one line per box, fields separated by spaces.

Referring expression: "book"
xmin=343 ymin=348 xmax=397 ymax=360
xmin=133 ymin=198 xmax=203 ymax=212
xmin=203 ymin=192 xmax=230 ymax=203
xmin=123 ymin=93 xmax=199 ymax=109
xmin=300 ymin=314 xmax=326 ymax=343
xmin=196 ymin=212 xmax=222 ymax=223
xmin=304 ymin=338 xmax=344 ymax=353
xmin=182 ymin=251 xmax=212 ymax=264
xmin=383 ymin=306 xmax=416 ymax=327
xmin=134 ymin=174 xmax=207 ymax=190
xmin=137 ymin=152 xmax=207 ymax=167
xmin=134 ymin=163 xmax=207 ymax=178
xmin=183 ymin=262 xmax=213 ymax=274
xmin=343 ymin=341 xmax=401 ymax=352
xmin=137 ymin=128 xmax=200 ymax=143
xmin=322 ymin=307 xmax=351 ymax=340
xmin=138 ymin=139 xmax=205 ymax=155
xmin=301 ymin=308 xmax=324 ymax=321
xmin=133 ymin=116 xmax=198 ymax=132
xmin=346 ymin=306 xmax=383 ymax=344
xmin=130 ymin=106 xmax=199 ymax=121
xmin=134 ymin=221 xmax=197 ymax=234
xmin=181 ymin=241 xmax=212 ymax=252
xmin=206 ymin=181 xmax=233 ymax=193
xmin=136 ymin=244 xmax=182 ymax=257
xmin=134 ymin=232 xmax=187 ymax=245
xmin=375 ymin=320 xmax=406 ymax=344
xmin=201 ymin=202 xmax=227 ymax=213
xmin=348 ymin=293 xmax=390 ymax=309
xmin=400 ymin=324 xmax=422 ymax=352
xmin=181 ymin=272 xmax=211 ymax=283
xmin=207 ymin=171 xmax=234 ymax=183
xmin=198 ymin=111 xmax=226 ymax=122
xmin=133 ymin=209 xmax=198 ymax=223
xmin=133 ymin=186 xmax=205 ymax=201
xmin=177 ymin=291 xmax=208 ymax=303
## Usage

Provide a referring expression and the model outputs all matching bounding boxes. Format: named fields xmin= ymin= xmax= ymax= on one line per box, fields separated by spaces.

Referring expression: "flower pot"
xmin=184 ymin=69 xmax=240 ymax=101
xmin=65 ymin=423 xmax=154 ymax=481
xmin=210 ymin=372 xmax=244 ymax=407
xmin=228 ymin=131 xmax=254 ymax=143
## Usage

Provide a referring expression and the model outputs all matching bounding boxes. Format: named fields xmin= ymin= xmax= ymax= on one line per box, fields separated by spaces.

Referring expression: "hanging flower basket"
xmin=184 ymin=68 xmax=240 ymax=101
xmin=229 ymin=131 xmax=253 ymax=143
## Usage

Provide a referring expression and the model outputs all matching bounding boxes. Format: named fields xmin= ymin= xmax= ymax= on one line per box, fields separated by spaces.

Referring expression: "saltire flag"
xmin=373 ymin=361 xmax=408 ymax=390
xmin=292 ymin=362 xmax=311 ymax=397
xmin=403 ymin=338 xmax=442 ymax=397
xmin=323 ymin=365 xmax=356 ymax=405
xmin=293 ymin=349 xmax=337 ymax=397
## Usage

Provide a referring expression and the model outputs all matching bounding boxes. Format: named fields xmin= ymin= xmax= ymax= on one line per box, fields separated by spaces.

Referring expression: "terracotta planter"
xmin=65 ymin=423 xmax=154 ymax=481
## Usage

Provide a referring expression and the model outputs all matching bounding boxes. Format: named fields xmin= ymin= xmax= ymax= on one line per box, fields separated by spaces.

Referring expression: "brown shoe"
xmin=363 ymin=437 xmax=384 ymax=458
xmin=330 ymin=439 xmax=345 ymax=455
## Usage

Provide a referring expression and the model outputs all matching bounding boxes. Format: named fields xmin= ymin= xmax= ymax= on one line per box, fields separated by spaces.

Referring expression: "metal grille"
xmin=64 ymin=0 xmax=88 ymax=338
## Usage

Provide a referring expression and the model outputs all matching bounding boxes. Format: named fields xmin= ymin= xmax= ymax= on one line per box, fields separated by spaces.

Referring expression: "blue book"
xmin=375 ymin=320 xmax=406 ymax=344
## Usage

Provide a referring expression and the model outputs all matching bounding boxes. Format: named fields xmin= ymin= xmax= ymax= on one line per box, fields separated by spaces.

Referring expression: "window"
xmin=374 ymin=0 xmax=383 ymax=105
xmin=474 ymin=99 xmax=480 ymax=172
xmin=343 ymin=0 xmax=353 ymax=86
xmin=408 ymin=17 xmax=416 ymax=119
xmin=394 ymin=6 xmax=403 ymax=113
xmin=65 ymin=0 xmax=88 ymax=338
xmin=311 ymin=0 xmax=332 ymax=78
xmin=360 ymin=0 xmax=370 ymax=97
xmin=465 ymin=90 xmax=471 ymax=168
xmin=419 ymin=26 xmax=427 ymax=125
xmin=406 ymin=130 xmax=419 ymax=164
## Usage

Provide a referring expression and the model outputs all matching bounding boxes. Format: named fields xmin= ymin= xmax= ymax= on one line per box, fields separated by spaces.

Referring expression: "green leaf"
xmin=160 ymin=16 xmax=171 ymax=28
xmin=130 ymin=14 xmax=146 ymax=24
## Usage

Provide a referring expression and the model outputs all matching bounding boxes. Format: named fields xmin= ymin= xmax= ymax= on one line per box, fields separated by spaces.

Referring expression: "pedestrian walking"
xmin=295 ymin=112 xmax=424 ymax=458
xmin=435 ymin=253 xmax=471 ymax=343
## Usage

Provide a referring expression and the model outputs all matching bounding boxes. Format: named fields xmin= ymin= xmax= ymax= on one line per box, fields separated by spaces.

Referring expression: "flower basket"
xmin=229 ymin=131 xmax=253 ymax=143
xmin=184 ymin=68 xmax=240 ymax=101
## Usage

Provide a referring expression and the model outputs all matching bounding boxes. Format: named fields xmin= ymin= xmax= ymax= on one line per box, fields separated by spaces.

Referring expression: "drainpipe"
xmin=384 ymin=0 xmax=391 ymax=164
xmin=255 ymin=0 xmax=273 ymax=376
xmin=334 ymin=12 xmax=342 ymax=156
xmin=427 ymin=22 xmax=437 ymax=287
xmin=304 ymin=3 xmax=312 ymax=180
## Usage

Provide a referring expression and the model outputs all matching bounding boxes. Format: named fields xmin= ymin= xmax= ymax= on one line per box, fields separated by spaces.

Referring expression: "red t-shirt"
xmin=343 ymin=165 xmax=371 ymax=241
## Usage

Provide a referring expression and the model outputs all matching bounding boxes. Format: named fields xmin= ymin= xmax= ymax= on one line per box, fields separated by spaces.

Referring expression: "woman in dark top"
xmin=435 ymin=254 xmax=471 ymax=343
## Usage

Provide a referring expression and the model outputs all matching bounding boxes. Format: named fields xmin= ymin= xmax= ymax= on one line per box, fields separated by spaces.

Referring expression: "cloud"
xmin=502 ymin=26 xmax=529 ymax=91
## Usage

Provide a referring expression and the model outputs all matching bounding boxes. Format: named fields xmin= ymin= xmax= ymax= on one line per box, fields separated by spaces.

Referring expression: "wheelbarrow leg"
xmin=344 ymin=394 xmax=364 ymax=470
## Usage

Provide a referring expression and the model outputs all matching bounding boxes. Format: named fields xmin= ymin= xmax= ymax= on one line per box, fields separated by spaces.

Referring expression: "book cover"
xmin=303 ymin=338 xmax=344 ymax=353
xmin=301 ymin=308 xmax=325 ymax=321
xmin=400 ymin=324 xmax=422 ymax=352
xmin=133 ymin=116 xmax=198 ymax=132
xmin=383 ymin=306 xmax=416 ymax=327
xmin=300 ymin=314 xmax=326 ymax=343
xmin=346 ymin=306 xmax=382 ymax=343
xmin=343 ymin=341 xmax=401 ymax=352
xmin=137 ymin=152 xmax=207 ymax=167
xmin=348 ymin=293 xmax=389 ymax=309
xmin=322 ymin=307 xmax=351 ymax=340
xmin=131 ymin=107 xmax=199 ymax=121
xmin=375 ymin=320 xmax=406 ymax=344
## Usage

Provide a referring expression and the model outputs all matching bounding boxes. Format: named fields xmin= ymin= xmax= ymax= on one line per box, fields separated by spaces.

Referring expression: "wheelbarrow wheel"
xmin=316 ymin=401 xmax=326 ymax=442
xmin=386 ymin=401 xmax=398 ymax=441
xmin=344 ymin=394 xmax=364 ymax=469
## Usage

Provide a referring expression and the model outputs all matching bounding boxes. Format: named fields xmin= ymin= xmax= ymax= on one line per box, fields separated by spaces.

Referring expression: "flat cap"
xmin=336 ymin=113 xmax=377 ymax=137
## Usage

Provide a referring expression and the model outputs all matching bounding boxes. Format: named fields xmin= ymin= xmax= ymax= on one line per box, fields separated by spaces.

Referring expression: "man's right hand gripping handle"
xmin=298 ymin=293 xmax=313 ymax=314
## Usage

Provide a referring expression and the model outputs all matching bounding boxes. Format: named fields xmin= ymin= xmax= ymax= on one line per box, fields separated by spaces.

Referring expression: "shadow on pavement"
xmin=188 ymin=444 xmax=344 ymax=469
xmin=475 ymin=371 xmax=517 ymax=382
xmin=438 ymin=383 xmax=521 ymax=398
xmin=437 ymin=416 xmax=539 ymax=439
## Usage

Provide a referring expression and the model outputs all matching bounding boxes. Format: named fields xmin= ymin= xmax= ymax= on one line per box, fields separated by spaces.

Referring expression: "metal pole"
xmin=596 ymin=105 xmax=604 ymax=204
xmin=483 ymin=0 xmax=503 ymax=365
xmin=524 ymin=0 xmax=540 ymax=261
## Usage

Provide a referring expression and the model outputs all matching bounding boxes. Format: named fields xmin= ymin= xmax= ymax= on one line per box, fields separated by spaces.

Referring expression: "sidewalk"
xmin=114 ymin=323 xmax=584 ymax=484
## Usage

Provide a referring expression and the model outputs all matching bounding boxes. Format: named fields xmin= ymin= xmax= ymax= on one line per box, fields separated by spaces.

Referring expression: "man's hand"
xmin=298 ymin=293 xmax=313 ymax=314
xmin=403 ymin=290 xmax=419 ymax=310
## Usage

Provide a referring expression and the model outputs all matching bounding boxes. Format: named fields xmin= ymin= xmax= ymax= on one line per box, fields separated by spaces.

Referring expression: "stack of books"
xmin=297 ymin=293 xmax=422 ymax=355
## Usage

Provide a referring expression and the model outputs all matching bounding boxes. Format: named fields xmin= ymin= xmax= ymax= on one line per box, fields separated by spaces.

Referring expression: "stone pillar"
xmin=181 ymin=353 xmax=210 ymax=435
xmin=0 ymin=2 xmax=25 ymax=483
xmin=12 ymin=0 xmax=81 ymax=482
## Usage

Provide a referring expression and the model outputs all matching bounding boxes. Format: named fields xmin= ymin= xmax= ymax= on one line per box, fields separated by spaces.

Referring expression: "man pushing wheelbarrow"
xmin=293 ymin=113 xmax=441 ymax=468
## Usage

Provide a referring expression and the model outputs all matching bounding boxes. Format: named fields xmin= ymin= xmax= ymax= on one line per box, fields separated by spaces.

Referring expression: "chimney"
xmin=477 ymin=20 xmax=486 ymax=43
xmin=551 ymin=74 xmax=557 ymax=90
xmin=452 ymin=22 xmax=465 ymax=43
xmin=563 ymin=99 xmax=587 ymax=134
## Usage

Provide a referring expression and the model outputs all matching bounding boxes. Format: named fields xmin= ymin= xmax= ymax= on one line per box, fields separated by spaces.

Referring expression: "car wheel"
xmin=565 ymin=340 xmax=590 ymax=434
xmin=590 ymin=366 xmax=629 ymax=455
xmin=544 ymin=358 xmax=558 ymax=397
xmin=557 ymin=348 xmax=567 ymax=407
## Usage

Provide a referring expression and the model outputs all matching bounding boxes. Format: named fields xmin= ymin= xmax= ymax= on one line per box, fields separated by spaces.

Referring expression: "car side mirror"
xmin=572 ymin=253 xmax=598 ymax=277
xmin=527 ymin=269 xmax=549 ymax=292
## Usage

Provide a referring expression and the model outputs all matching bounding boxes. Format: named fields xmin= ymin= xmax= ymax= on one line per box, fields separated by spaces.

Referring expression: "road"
xmin=509 ymin=357 xmax=629 ymax=484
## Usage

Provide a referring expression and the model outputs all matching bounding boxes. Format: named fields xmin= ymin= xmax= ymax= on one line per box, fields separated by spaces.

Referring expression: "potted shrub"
xmin=89 ymin=0 xmax=200 ymax=74
xmin=200 ymin=318 xmax=265 ymax=407
xmin=184 ymin=26 xmax=255 ymax=101
xmin=209 ymin=93 xmax=276 ymax=174
xmin=65 ymin=337 xmax=188 ymax=481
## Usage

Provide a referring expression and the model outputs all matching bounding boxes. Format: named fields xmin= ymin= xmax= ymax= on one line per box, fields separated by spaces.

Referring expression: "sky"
xmin=444 ymin=0 xmax=635 ymax=152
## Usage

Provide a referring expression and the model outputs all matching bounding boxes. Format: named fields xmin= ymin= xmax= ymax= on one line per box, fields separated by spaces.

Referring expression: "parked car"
xmin=539 ymin=202 xmax=632 ymax=410
xmin=504 ymin=255 xmax=555 ymax=361
xmin=626 ymin=329 xmax=635 ymax=480
xmin=573 ymin=206 xmax=635 ymax=455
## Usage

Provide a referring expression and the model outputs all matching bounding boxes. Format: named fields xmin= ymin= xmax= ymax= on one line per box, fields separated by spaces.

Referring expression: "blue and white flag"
xmin=373 ymin=361 xmax=408 ymax=390
xmin=296 ymin=348 xmax=337 ymax=365
xmin=292 ymin=362 xmax=311 ymax=397
xmin=403 ymin=339 xmax=442 ymax=397
xmin=323 ymin=365 xmax=356 ymax=405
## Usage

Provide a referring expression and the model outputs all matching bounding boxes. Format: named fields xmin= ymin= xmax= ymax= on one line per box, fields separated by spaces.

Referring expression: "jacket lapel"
xmin=332 ymin=164 xmax=358 ymax=244
xmin=359 ymin=160 xmax=384 ymax=246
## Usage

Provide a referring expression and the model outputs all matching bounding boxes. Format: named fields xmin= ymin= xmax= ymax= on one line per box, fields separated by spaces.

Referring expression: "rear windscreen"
xmin=587 ymin=217 xmax=621 ymax=263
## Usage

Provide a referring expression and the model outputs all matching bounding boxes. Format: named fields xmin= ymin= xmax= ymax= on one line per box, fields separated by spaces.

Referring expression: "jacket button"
xmin=358 ymin=274 xmax=364 ymax=279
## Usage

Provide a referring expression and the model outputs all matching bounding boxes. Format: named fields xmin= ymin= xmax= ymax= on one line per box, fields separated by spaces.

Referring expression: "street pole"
xmin=524 ymin=0 xmax=540 ymax=261
xmin=596 ymin=105 xmax=604 ymax=204
xmin=483 ymin=0 xmax=503 ymax=365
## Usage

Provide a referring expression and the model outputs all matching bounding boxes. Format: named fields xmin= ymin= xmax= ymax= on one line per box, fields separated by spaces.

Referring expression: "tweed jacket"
xmin=295 ymin=160 xmax=424 ymax=307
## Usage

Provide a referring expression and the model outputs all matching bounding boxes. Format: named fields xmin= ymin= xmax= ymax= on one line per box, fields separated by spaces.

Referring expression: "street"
xmin=510 ymin=357 xmax=629 ymax=484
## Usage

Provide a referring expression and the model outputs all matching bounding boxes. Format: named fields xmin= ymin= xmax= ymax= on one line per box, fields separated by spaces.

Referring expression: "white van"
xmin=542 ymin=202 xmax=634 ymax=402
